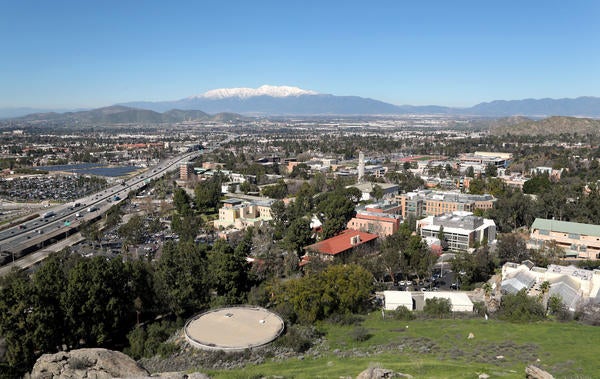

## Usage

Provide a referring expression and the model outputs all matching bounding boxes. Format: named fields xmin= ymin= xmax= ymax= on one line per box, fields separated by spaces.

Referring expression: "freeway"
xmin=0 ymin=149 xmax=203 ymax=258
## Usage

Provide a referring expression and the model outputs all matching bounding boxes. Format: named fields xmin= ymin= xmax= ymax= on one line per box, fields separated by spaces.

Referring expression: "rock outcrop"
xmin=356 ymin=367 xmax=413 ymax=379
xmin=28 ymin=348 xmax=149 ymax=379
xmin=525 ymin=365 xmax=554 ymax=379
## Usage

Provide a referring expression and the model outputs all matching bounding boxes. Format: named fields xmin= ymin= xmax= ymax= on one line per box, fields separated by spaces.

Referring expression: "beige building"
xmin=397 ymin=190 xmax=495 ymax=218
xmin=214 ymin=198 xmax=275 ymax=229
xmin=529 ymin=218 xmax=600 ymax=259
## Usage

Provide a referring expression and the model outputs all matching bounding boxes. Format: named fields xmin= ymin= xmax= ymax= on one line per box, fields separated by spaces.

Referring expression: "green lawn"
xmin=204 ymin=313 xmax=600 ymax=378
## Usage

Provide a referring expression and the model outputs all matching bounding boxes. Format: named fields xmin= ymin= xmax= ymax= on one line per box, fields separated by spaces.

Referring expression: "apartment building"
xmin=179 ymin=162 xmax=195 ymax=181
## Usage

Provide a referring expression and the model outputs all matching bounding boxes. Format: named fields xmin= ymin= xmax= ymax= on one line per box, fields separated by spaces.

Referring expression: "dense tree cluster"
xmin=272 ymin=264 xmax=373 ymax=324
xmin=0 ymin=233 xmax=255 ymax=376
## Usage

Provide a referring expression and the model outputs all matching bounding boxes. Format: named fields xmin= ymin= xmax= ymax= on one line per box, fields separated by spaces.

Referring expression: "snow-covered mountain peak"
xmin=191 ymin=85 xmax=318 ymax=99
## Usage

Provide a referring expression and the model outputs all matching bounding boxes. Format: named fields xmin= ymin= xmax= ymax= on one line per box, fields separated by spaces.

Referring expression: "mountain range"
xmin=4 ymin=106 xmax=247 ymax=125
xmin=2 ymin=85 xmax=600 ymax=119
xmin=123 ymin=86 xmax=600 ymax=117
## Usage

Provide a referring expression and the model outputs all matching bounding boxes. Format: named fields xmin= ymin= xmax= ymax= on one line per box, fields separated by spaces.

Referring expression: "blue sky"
xmin=1 ymin=0 xmax=598 ymax=108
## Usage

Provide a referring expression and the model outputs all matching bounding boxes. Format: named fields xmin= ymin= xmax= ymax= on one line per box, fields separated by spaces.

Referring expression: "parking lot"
xmin=0 ymin=175 xmax=107 ymax=202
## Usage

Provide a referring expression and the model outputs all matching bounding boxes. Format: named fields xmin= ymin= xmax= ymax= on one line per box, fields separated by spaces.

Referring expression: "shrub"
xmin=350 ymin=326 xmax=372 ymax=342
xmin=157 ymin=342 xmax=179 ymax=358
xmin=125 ymin=319 xmax=180 ymax=359
xmin=497 ymin=290 xmax=545 ymax=322
xmin=575 ymin=303 xmax=600 ymax=326
xmin=423 ymin=298 xmax=452 ymax=318
xmin=390 ymin=305 xmax=416 ymax=320
xmin=275 ymin=325 xmax=320 ymax=353
xmin=473 ymin=301 xmax=487 ymax=317
xmin=548 ymin=295 xmax=572 ymax=322
xmin=328 ymin=313 xmax=365 ymax=326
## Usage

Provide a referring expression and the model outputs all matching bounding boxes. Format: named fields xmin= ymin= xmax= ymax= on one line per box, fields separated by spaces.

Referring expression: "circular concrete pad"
xmin=184 ymin=306 xmax=285 ymax=351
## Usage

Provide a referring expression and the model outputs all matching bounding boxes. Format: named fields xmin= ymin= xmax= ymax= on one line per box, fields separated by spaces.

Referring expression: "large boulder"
xmin=28 ymin=348 xmax=149 ymax=379
xmin=525 ymin=365 xmax=554 ymax=379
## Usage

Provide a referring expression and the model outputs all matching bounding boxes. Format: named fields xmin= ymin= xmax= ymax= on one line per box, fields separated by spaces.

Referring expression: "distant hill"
xmin=8 ymin=106 xmax=248 ymax=125
xmin=468 ymin=96 xmax=600 ymax=117
xmin=490 ymin=116 xmax=600 ymax=136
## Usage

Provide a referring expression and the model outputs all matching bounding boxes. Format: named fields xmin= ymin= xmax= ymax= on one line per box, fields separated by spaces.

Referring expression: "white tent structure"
xmin=423 ymin=292 xmax=474 ymax=312
xmin=383 ymin=291 xmax=413 ymax=311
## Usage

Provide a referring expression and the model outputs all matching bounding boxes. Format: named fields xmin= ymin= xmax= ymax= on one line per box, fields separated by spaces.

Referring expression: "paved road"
xmin=0 ymin=233 xmax=85 ymax=276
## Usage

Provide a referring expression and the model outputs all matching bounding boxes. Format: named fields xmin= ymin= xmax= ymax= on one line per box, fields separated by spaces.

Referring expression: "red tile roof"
xmin=304 ymin=229 xmax=378 ymax=256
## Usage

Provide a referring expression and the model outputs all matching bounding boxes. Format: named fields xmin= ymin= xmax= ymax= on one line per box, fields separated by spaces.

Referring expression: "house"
xmin=303 ymin=229 xmax=378 ymax=261
xmin=529 ymin=218 xmax=600 ymax=259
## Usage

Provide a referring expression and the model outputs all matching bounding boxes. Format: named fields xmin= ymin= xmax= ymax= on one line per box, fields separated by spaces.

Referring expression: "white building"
xmin=417 ymin=211 xmax=496 ymax=251
xmin=382 ymin=290 xmax=474 ymax=312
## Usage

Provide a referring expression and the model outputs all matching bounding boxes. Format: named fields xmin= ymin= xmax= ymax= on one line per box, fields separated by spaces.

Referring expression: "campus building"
xmin=458 ymin=151 xmax=512 ymax=168
xmin=214 ymin=198 xmax=275 ymax=229
xmin=417 ymin=211 xmax=496 ymax=251
xmin=346 ymin=202 xmax=402 ymax=237
xmin=529 ymin=218 xmax=600 ymax=259
xmin=397 ymin=190 xmax=495 ymax=218
xmin=501 ymin=262 xmax=600 ymax=311
xmin=303 ymin=229 xmax=378 ymax=262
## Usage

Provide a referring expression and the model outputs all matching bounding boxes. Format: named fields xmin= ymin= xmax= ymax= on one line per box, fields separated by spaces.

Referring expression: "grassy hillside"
xmin=490 ymin=116 xmax=600 ymax=136
xmin=204 ymin=313 xmax=600 ymax=379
